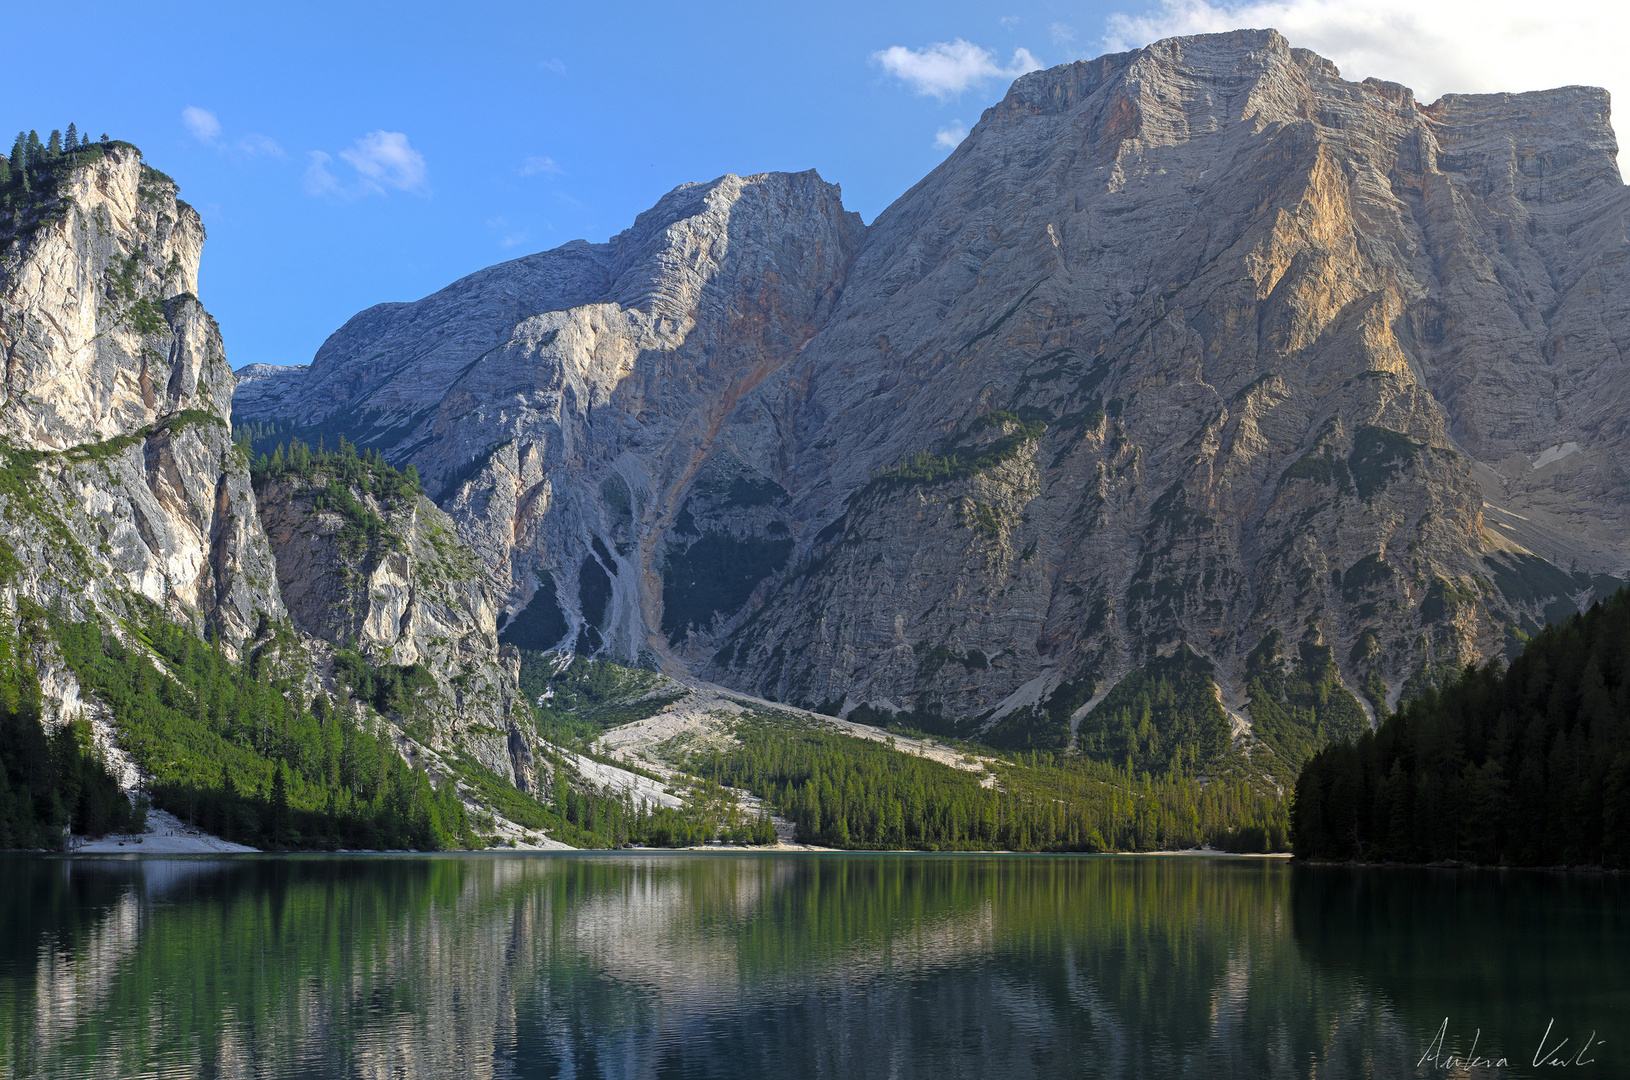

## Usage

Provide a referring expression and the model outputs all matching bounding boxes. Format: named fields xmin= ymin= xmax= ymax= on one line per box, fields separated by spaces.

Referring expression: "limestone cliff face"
xmin=0 ymin=147 xmax=534 ymax=795
xmin=0 ymin=146 xmax=279 ymax=645
xmin=233 ymin=31 xmax=1630 ymax=758
xmin=253 ymin=470 xmax=528 ymax=783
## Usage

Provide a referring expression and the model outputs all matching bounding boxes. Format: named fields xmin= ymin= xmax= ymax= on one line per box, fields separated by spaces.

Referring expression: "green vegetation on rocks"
xmin=1245 ymin=633 xmax=1369 ymax=783
xmin=1075 ymin=647 xmax=1233 ymax=775
xmin=865 ymin=410 xmax=1047 ymax=494
xmin=0 ymin=611 xmax=144 ymax=847
xmin=248 ymin=435 xmax=421 ymax=562
xmin=48 ymin=599 xmax=474 ymax=850
xmin=1347 ymin=425 xmax=1421 ymax=500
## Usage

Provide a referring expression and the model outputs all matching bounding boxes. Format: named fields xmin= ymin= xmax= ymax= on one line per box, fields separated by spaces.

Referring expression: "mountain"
xmin=0 ymin=134 xmax=1280 ymax=855
xmin=234 ymin=29 xmax=1630 ymax=780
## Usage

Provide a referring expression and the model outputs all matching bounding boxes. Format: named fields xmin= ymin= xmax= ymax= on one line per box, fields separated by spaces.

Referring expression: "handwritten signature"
xmin=1419 ymin=1018 xmax=1606 ymax=1070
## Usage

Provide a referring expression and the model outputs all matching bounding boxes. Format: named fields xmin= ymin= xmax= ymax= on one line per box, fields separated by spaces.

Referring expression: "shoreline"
xmin=41 ymin=842 xmax=1296 ymax=858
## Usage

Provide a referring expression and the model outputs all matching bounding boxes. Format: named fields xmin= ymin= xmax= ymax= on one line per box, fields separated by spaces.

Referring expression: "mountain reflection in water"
xmin=1 ymin=854 xmax=1624 ymax=1078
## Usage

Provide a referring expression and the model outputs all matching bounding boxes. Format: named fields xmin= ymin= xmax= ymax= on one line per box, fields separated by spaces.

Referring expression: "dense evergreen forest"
xmin=0 ymin=605 xmax=143 ymax=847
xmin=1293 ymin=586 xmax=1630 ymax=867
xmin=3 ymin=593 xmax=773 ymax=851
xmin=710 ymin=720 xmax=1287 ymax=852
xmin=51 ymin=599 xmax=477 ymax=851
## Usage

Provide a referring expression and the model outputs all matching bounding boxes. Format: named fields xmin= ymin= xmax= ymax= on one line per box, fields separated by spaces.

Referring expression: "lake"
xmin=1 ymin=853 xmax=1624 ymax=1078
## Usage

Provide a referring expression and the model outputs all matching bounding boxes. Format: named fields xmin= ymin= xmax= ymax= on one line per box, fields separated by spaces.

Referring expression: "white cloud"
xmin=873 ymin=39 xmax=1044 ymax=100
xmin=305 ymin=132 xmax=429 ymax=199
xmin=303 ymin=151 xmax=343 ymax=197
xmin=935 ymin=121 xmax=969 ymax=150
xmin=236 ymin=133 xmax=284 ymax=157
xmin=338 ymin=130 xmax=428 ymax=194
xmin=520 ymin=155 xmax=563 ymax=177
xmin=1049 ymin=22 xmax=1077 ymax=45
xmin=182 ymin=106 xmax=221 ymax=144
xmin=539 ymin=57 xmax=567 ymax=75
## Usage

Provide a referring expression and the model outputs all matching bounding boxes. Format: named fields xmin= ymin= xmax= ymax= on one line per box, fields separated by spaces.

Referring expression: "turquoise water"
xmin=1 ymin=854 xmax=1624 ymax=1078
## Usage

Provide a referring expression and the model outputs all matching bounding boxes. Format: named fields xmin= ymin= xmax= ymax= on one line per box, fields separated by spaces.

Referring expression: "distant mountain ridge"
xmin=235 ymin=29 xmax=1630 ymax=780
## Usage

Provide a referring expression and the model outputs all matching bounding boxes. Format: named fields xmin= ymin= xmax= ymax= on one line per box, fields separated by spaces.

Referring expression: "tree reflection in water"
xmin=1 ymin=854 xmax=1622 ymax=1078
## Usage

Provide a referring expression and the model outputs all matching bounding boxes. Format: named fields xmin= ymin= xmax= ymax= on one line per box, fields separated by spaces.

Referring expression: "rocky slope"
xmin=252 ymin=457 xmax=533 ymax=787
xmin=233 ymin=30 xmax=1630 ymax=773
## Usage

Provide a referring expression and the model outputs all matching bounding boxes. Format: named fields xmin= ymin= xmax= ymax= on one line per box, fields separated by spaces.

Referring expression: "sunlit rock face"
xmin=235 ymin=29 xmax=1630 ymax=745
xmin=0 ymin=146 xmax=281 ymax=646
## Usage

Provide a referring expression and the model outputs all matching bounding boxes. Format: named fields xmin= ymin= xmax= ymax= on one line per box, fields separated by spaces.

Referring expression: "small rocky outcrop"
xmin=251 ymin=456 xmax=530 ymax=781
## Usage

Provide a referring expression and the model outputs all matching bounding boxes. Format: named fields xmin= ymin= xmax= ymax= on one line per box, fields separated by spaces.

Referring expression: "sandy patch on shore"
xmin=73 ymin=810 xmax=258 ymax=854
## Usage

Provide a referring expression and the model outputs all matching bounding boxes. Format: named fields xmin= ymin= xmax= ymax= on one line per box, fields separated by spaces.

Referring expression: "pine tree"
xmin=46 ymin=130 xmax=61 ymax=155
xmin=64 ymin=123 xmax=78 ymax=150
xmin=270 ymin=761 xmax=289 ymax=844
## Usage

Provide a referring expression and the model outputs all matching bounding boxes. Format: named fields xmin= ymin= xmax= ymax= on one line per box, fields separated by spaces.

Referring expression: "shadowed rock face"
xmin=234 ymin=30 xmax=1630 ymax=752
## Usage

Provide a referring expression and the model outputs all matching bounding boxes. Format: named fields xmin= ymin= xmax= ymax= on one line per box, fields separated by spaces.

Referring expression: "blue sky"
xmin=8 ymin=1 xmax=1622 ymax=370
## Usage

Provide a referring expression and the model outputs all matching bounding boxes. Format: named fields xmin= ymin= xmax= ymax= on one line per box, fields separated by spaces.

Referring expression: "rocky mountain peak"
xmin=234 ymin=32 xmax=1630 ymax=781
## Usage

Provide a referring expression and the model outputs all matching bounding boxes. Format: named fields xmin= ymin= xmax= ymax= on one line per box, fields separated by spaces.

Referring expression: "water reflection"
xmin=0 ymin=854 xmax=1623 ymax=1078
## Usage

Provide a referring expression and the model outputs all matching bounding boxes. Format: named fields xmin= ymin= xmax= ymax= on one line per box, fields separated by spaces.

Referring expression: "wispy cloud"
xmin=520 ymin=155 xmax=563 ymax=177
xmin=339 ymin=131 xmax=428 ymax=193
xmin=184 ymin=106 xmax=284 ymax=159
xmin=485 ymin=215 xmax=529 ymax=248
xmin=236 ymin=133 xmax=284 ymax=157
xmin=539 ymin=57 xmax=567 ymax=75
xmin=873 ymin=39 xmax=1044 ymax=100
xmin=182 ymin=106 xmax=221 ymax=144
xmin=303 ymin=151 xmax=343 ymax=197
xmin=935 ymin=121 xmax=969 ymax=150
xmin=1049 ymin=22 xmax=1077 ymax=45
xmin=304 ymin=131 xmax=428 ymax=199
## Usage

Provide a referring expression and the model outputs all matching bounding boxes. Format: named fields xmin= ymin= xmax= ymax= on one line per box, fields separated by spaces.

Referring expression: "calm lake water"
xmin=1 ymin=854 xmax=1625 ymax=1079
